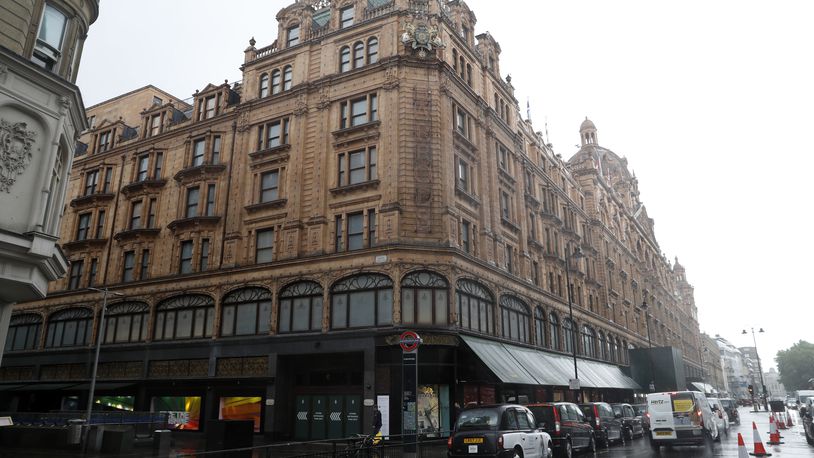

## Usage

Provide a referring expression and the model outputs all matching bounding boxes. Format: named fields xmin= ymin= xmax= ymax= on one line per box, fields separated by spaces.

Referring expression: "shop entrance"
xmin=294 ymin=394 xmax=361 ymax=440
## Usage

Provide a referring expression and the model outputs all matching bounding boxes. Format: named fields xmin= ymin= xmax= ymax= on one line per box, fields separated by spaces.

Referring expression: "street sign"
xmin=400 ymin=331 xmax=421 ymax=352
xmin=569 ymin=379 xmax=581 ymax=390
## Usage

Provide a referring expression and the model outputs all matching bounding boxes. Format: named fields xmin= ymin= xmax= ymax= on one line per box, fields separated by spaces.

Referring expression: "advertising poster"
xmin=376 ymin=395 xmax=390 ymax=437
xmin=417 ymin=385 xmax=439 ymax=436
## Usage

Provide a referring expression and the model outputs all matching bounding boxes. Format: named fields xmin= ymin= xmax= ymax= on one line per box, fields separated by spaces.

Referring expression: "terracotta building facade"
xmin=1 ymin=0 xmax=702 ymax=439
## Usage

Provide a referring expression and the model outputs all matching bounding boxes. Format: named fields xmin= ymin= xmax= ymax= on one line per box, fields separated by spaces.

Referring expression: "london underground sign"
xmin=399 ymin=331 xmax=422 ymax=352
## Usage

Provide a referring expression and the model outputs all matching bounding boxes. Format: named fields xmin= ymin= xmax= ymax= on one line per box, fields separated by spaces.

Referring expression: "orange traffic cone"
xmin=786 ymin=412 xmax=793 ymax=427
xmin=777 ymin=412 xmax=787 ymax=429
xmin=750 ymin=421 xmax=773 ymax=456
xmin=767 ymin=415 xmax=783 ymax=445
xmin=738 ymin=433 xmax=749 ymax=458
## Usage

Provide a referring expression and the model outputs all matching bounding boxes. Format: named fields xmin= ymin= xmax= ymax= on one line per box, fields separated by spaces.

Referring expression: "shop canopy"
xmin=461 ymin=335 xmax=642 ymax=391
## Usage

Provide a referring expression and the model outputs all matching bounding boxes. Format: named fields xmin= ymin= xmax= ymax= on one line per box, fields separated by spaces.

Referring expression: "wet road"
xmin=591 ymin=408 xmax=812 ymax=457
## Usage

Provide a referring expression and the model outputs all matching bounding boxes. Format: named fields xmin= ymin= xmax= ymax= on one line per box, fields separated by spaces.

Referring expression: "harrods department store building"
xmin=1 ymin=0 xmax=704 ymax=439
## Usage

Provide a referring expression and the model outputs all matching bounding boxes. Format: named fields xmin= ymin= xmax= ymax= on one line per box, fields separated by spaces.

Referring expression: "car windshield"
xmin=455 ymin=408 xmax=499 ymax=431
xmin=632 ymin=404 xmax=647 ymax=415
xmin=528 ymin=406 xmax=555 ymax=427
xmin=612 ymin=405 xmax=623 ymax=416
xmin=719 ymin=399 xmax=735 ymax=409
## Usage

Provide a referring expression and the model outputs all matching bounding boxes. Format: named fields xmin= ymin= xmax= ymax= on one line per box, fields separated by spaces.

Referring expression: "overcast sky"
xmin=76 ymin=0 xmax=814 ymax=373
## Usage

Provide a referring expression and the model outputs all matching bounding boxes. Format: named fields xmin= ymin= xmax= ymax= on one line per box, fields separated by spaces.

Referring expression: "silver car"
xmin=707 ymin=398 xmax=730 ymax=438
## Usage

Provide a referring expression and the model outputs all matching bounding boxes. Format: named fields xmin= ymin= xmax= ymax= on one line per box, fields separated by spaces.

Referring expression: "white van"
xmin=646 ymin=391 xmax=719 ymax=450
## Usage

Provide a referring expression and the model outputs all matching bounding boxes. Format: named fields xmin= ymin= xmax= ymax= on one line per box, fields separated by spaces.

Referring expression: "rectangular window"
xmin=337 ymin=146 xmax=377 ymax=186
xmin=203 ymin=95 xmax=217 ymax=120
xmin=140 ymin=249 xmax=150 ymax=280
xmin=147 ymin=198 xmax=157 ymax=228
xmin=153 ymin=152 xmax=163 ymax=179
xmin=528 ymin=213 xmax=537 ymax=240
xmin=506 ymin=246 xmax=513 ymax=273
xmin=497 ymin=143 xmax=509 ymax=172
xmin=260 ymin=170 xmax=279 ymax=202
xmin=149 ymin=114 xmax=162 ymax=137
xmin=347 ymin=212 xmax=364 ymax=251
xmin=179 ymin=241 xmax=194 ymax=274
xmin=532 ymin=261 xmax=540 ymax=286
xmin=205 ymin=184 xmax=216 ymax=216
xmin=32 ymin=4 xmax=67 ymax=70
xmin=259 ymin=118 xmax=289 ymax=149
xmin=368 ymin=210 xmax=376 ymax=246
xmin=457 ymin=158 xmax=470 ymax=192
xmin=256 ymin=228 xmax=274 ymax=263
xmin=68 ymin=260 xmax=83 ymax=289
xmin=76 ymin=213 xmax=91 ymax=240
xmin=192 ymin=139 xmax=205 ymax=166
xmin=122 ymin=251 xmax=135 ymax=282
xmin=97 ymin=130 xmax=112 ymax=153
xmin=455 ymin=106 xmax=469 ymax=138
xmin=461 ymin=220 xmax=471 ymax=253
xmin=186 ymin=187 xmax=199 ymax=218
xmin=130 ymin=200 xmax=143 ymax=229
xmin=103 ymin=167 xmax=113 ymax=192
xmin=287 ymin=25 xmax=300 ymax=47
xmin=199 ymin=239 xmax=210 ymax=271
xmin=95 ymin=210 xmax=105 ymax=238
xmin=84 ymin=170 xmax=99 ymax=196
xmin=335 ymin=216 xmax=343 ymax=252
xmin=500 ymin=191 xmax=510 ymax=220
xmin=340 ymin=94 xmax=377 ymax=128
xmin=89 ymin=258 xmax=98 ymax=287
xmin=137 ymin=155 xmax=149 ymax=181
xmin=211 ymin=136 xmax=221 ymax=165
xmin=340 ymin=6 xmax=355 ymax=28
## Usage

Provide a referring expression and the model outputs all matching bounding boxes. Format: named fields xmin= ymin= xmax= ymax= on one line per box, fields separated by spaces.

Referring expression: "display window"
xmin=151 ymin=396 xmax=201 ymax=430
xmin=219 ymin=396 xmax=262 ymax=432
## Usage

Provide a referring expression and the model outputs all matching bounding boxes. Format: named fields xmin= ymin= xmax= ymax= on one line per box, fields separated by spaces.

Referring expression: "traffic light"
xmin=748 ymin=385 xmax=754 ymax=395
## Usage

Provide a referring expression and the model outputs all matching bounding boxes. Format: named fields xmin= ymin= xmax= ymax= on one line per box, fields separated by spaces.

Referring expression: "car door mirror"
xmin=615 ymin=413 xmax=622 ymax=419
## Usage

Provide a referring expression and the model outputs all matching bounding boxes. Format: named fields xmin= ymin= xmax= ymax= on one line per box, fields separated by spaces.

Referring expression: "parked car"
xmin=646 ymin=391 xmax=719 ymax=450
xmin=611 ymin=403 xmax=644 ymax=440
xmin=801 ymin=397 xmax=814 ymax=446
xmin=579 ymin=402 xmax=624 ymax=448
xmin=787 ymin=398 xmax=799 ymax=410
xmin=526 ymin=403 xmax=595 ymax=458
xmin=718 ymin=398 xmax=740 ymax=425
xmin=632 ymin=403 xmax=649 ymax=433
xmin=707 ymin=398 xmax=730 ymax=438
xmin=448 ymin=404 xmax=552 ymax=458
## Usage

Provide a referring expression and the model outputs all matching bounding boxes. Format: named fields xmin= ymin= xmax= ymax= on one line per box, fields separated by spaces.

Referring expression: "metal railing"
xmin=1 ymin=411 xmax=168 ymax=427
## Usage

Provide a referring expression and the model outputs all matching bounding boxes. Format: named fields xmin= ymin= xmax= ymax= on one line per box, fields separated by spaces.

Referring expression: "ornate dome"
xmin=580 ymin=117 xmax=596 ymax=132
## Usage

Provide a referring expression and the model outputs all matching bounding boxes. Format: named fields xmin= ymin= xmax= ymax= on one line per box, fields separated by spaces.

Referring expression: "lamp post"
xmin=85 ymin=287 xmax=124 ymax=423
xmin=641 ymin=299 xmax=655 ymax=392
xmin=742 ymin=327 xmax=768 ymax=412
xmin=564 ymin=246 xmax=583 ymax=402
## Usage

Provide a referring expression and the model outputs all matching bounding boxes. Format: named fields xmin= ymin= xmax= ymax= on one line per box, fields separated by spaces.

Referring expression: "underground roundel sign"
xmin=399 ymin=331 xmax=421 ymax=352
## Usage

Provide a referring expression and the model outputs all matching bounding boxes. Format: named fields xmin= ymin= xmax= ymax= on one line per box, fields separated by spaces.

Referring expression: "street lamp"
xmin=641 ymin=299 xmax=655 ymax=391
xmin=85 ymin=287 xmax=124 ymax=423
xmin=742 ymin=327 xmax=768 ymax=412
xmin=564 ymin=246 xmax=584 ymax=402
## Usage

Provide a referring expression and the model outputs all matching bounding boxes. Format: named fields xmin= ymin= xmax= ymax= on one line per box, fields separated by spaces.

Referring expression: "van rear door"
xmin=647 ymin=393 xmax=676 ymax=439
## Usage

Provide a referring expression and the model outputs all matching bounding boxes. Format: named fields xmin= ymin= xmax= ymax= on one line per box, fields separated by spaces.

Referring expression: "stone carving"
xmin=236 ymin=106 xmax=252 ymax=132
xmin=309 ymin=0 xmax=331 ymax=8
xmin=402 ymin=19 xmax=445 ymax=58
xmin=0 ymin=119 xmax=36 ymax=193
xmin=316 ymin=86 xmax=331 ymax=110
xmin=293 ymin=94 xmax=309 ymax=116
xmin=383 ymin=66 xmax=400 ymax=90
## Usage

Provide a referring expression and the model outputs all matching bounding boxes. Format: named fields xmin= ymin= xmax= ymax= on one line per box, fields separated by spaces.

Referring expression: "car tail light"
xmin=594 ymin=406 xmax=601 ymax=428
xmin=717 ymin=411 xmax=723 ymax=419
xmin=447 ymin=435 xmax=453 ymax=450
xmin=497 ymin=435 xmax=504 ymax=449
xmin=555 ymin=420 xmax=561 ymax=435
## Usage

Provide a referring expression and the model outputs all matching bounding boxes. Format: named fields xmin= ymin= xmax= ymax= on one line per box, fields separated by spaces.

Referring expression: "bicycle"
xmin=343 ymin=433 xmax=381 ymax=458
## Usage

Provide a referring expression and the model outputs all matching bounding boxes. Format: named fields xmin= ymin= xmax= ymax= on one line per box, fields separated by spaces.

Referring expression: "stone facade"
xmin=3 ymin=0 xmax=702 ymax=436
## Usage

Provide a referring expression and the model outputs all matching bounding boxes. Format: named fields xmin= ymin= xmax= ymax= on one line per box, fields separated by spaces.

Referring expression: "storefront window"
xmin=279 ymin=281 xmax=323 ymax=333
xmin=581 ymin=325 xmax=596 ymax=358
xmin=154 ymin=295 xmax=214 ymax=341
xmin=456 ymin=279 xmax=494 ymax=335
xmin=401 ymin=271 xmax=449 ymax=325
xmin=95 ymin=396 xmax=135 ymax=411
xmin=221 ymin=287 xmax=272 ymax=336
xmin=563 ymin=318 xmax=575 ymax=354
xmin=533 ymin=308 xmax=546 ymax=348
xmin=220 ymin=396 xmax=262 ymax=432
xmin=597 ymin=331 xmax=607 ymax=360
xmin=548 ymin=312 xmax=560 ymax=351
xmin=330 ymin=274 xmax=393 ymax=329
xmin=6 ymin=313 xmax=42 ymax=351
xmin=104 ymin=302 xmax=148 ymax=344
xmin=152 ymin=396 xmax=201 ymax=430
xmin=499 ymin=295 xmax=530 ymax=343
xmin=45 ymin=307 xmax=92 ymax=348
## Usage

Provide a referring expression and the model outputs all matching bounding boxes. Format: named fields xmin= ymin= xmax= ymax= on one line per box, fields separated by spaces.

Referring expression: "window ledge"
xmin=173 ymin=164 xmax=226 ymax=183
xmin=498 ymin=168 xmax=516 ymax=185
xmin=62 ymin=238 xmax=108 ymax=252
xmin=453 ymin=130 xmax=476 ymax=154
xmin=332 ymin=120 xmax=381 ymax=138
xmin=332 ymin=121 xmax=381 ymax=148
xmin=528 ymin=238 xmax=544 ymax=251
xmin=500 ymin=217 xmax=520 ymax=233
xmin=167 ymin=215 xmax=221 ymax=232
xmin=539 ymin=210 xmax=562 ymax=225
xmin=121 ymin=179 xmax=167 ymax=197
xmin=113 ymin=227 xmax=161 ymax=242
xmin=454 ymin=186 xmax=480 ymax=206
xmin=70 ymin=193 xmax=115 ymax=209
xmin=245 ymin=198 xmax=288 ymax=213
xmin=330 ymin=179 xmax=380 ymax=195
xmin=524 ymin=192 xmax=540 ymax=208
xmin=249 ymin=144 xmax=291 ymax=164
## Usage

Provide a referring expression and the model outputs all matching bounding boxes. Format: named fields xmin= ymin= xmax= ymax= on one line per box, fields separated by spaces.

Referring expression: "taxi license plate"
xmin=468 ymin=445 xmax=478 ymax=453
xmin=656 ymin=431 xmax=672 ymax=437
xmin=463 ymin=438 xmax=484 ymax=444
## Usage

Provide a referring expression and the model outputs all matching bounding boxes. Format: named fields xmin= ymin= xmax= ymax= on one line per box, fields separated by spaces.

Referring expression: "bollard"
xmin=153 ymin=429 xmax=172 ymax=455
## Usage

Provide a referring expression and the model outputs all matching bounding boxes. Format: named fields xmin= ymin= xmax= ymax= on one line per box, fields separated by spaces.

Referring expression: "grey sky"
xmin=77 ymin=0 xmax=814 ymax=371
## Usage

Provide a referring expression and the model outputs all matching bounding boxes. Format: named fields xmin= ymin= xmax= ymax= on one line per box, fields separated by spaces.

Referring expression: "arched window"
xmin=452 ymin=48 xmax=458 ymax=71
xmin=45 ymin=308 xmax=92 ymax=348
xmin=222 ymin=287 xmax=271 ymax=336
xmin=616 ymin=337 xmax=623 ymax=363
xmin=459 ymin=57 xmax=465 ymax=78
xmin=608 ymin=334 xmax=617 ymax=362
xmin=581 ymin=325 xmax=596 ymax=358
xmin=271 ymin=69 xmax=282 ymax=94
xmin=500 ymin=295 xmax=530 ymax=343
xmin=533 ymin=308 xmax=546 ymax=348
xmin=597 ymin=331 xmax=607 ymax=360
xmin=466 ymin=64 xmax=472 ymax=85
xmin=340 ymin=46 xmax=351 ymax=72
xmin=103 ymin=302 xmax=148 ymax=344
xmin=562 ymin=318 xmax=575 ymax=354
xmin=549 ymin=312 xmax=560 ymax=350
xmin=279 ymin=281 xmax=323 ymax=333
xmin=282 ymin=65 xmax=293 ymax=91
xmin=367 ymin=37 xmax=379 ymax=64
xmin=154 ymin=294 xmax=214 ymax=340
xmin=6 ymin=313 xmax=42 ymax=351
xmin=456 ymin=279 xmax=494 ymax=334
xmin=353 ymin=41 xmax=365 ymax=69
xmin=621 ymin=339 xmax=628 ymax=364
xmin=331 ymin=274 xmax=393 ymax=329
xmin=401 ymin=271 xmax=449 ymax=325
xmin=259 ymin=73 xmax=269 ymax=98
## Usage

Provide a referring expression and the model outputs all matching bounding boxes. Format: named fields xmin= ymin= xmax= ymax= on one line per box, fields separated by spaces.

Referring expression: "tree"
xmin=776 ymin=340 xmax=814 ymax=391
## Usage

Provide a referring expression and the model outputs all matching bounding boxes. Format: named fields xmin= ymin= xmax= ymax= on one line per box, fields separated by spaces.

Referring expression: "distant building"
xmin=716 ymin=336 xmax=750 ymax=399
xmin=763 ymin=368 xmax=786 ymax=398
xmin=739 ymin=346 xmax=764 ymax=395
xmin=0 ymin=0 xmax=99 ymax=362
xmin=702 ymin=333 xmax=725 ymax=392
xmin=2 ymin=0 xmax=703 ymax=438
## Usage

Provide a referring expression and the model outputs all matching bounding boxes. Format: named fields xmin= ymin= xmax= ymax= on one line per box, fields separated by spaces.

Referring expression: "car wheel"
xmin=511 ymin=447 xmax=522 ymax=458
xmin=561 ymin=440 xmax=573 ymax=458
xmin=713 ymin=424 xmax=721 ymax=443
xmin=650 ymin=437 xmax=659 ymax=451
xmin=547 ymin=441 xmax=553 ymax=458
xmin=624 ymin=427 xmax=632 ymax=442
xmin=806 ymin=430 xmax=814 ymax=446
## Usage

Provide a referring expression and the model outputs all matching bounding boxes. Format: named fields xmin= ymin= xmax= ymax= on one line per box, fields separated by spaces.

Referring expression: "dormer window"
xmin=204 ymin=95 xmax=217 ymax=119
xmin=462 ymin=25 xmax=470 ymax=43
xmin=286 ymin=25 xmax=300 ymax=47
xmin=340 ymin=6 xmax=355 ymax=28
xmin=32 ymin=4 xmax=68 ymax=71
xmin=97 ymin=129 xmax=113 ymax=153
xmin=148 ymin=113 xmax=163 ymax=137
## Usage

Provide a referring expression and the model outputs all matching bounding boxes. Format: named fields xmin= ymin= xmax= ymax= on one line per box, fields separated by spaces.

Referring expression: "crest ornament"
xmin=0 ymin=119 xmax=36 ymax=193
xmin=402 ymin=20 xmax=445 ymax=58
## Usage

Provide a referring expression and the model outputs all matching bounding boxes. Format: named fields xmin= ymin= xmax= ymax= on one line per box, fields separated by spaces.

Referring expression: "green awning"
xmin=461 ymin=335 xmax=538 ymax=385
xmin=504 ymin=344 xmax=571 ymax=386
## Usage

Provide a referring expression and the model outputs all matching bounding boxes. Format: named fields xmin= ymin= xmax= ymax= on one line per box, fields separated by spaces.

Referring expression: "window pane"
xmin=435 ymin=290 xmax=448 ymax=324
xmin=221 ymin=305 xmax=235 ymax=336
xmin=39 ymin=5 xmax=67 ymax=49
xmin=459 ymin=296 xmax=469 ymax=328
xmin=279 ymin=300 xmax=291 ymax=333
xmin=292 ymin=298 xmax=309 ymax=331
xmin=176 ymin=310 xmax=193 ymax=338
xmin=235 ymin=303 xmax=257 ymax=335
xmin=258 ymin=301 xmax=271 ymax=334
xmin=116 ymin=315 xmax=131 ymax=342
xmin=311 ymin=297 xmax=323 ymax=330
xmin=63 ymin=320 xmax=77 ymax=346
xmin=332 ymin=295 xmax=347 ymax=328
xmin=348 ymin=291 xmax=375 ymax=327
xmin=377 ymin=289 xmax=392 ymax=325
xmin=132 ymin=315 xmax=143 ymax=342
xmin=417 ymin=289 xmax=433 ymax=325
xmin=402 ymin=289 xmax=415 ymax=324
xmin=164 ymin=312 xmax=176 ymax=339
